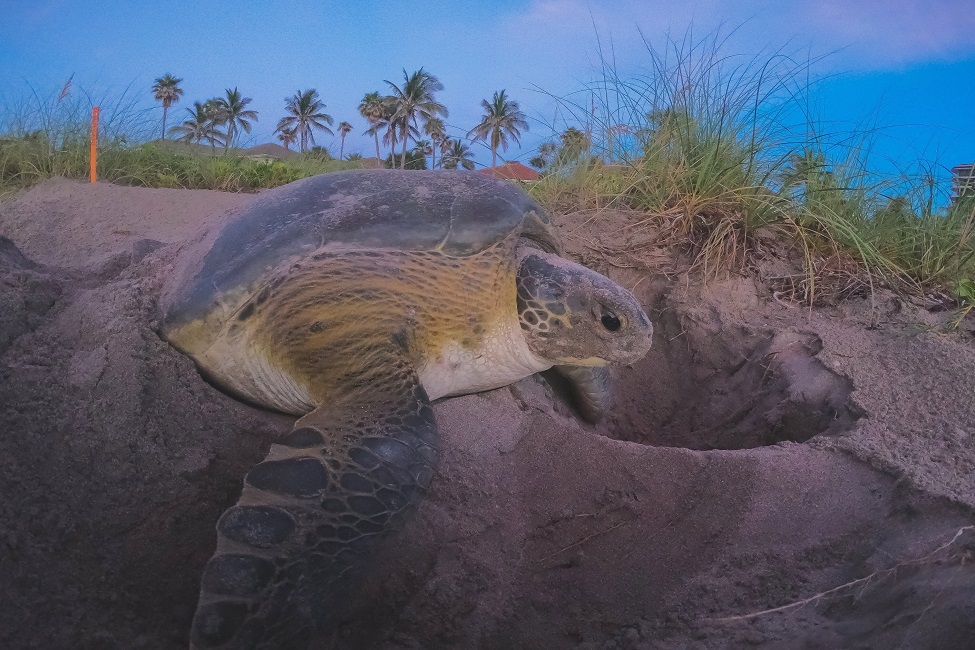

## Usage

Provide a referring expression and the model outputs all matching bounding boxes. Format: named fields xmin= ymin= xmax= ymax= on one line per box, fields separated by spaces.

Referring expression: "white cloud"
xmin=494 ymin=0 xmax=975 ymax=78
xmin=801 ymin=0 xmax=975 ymax=67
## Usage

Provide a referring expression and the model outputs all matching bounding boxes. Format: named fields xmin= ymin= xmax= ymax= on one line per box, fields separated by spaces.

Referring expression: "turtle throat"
xmin=418 ymin=319 xmax=552 ymax=401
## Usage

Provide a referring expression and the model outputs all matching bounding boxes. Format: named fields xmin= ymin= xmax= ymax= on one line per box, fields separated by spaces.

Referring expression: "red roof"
xmin=477 ymin=161 xmax=540 ymax=182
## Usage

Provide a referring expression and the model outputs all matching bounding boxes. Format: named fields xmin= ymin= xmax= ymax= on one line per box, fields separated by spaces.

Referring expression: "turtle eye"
xmin=601 ymin=310 xmax=622 ymax=332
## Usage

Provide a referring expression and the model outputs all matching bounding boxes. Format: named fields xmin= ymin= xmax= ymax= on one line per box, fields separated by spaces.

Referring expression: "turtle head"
xmin=515 ymin=249 xmax=653 ymax=366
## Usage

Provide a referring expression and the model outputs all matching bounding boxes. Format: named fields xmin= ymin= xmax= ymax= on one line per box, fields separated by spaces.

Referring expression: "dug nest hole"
xmin=597 ymin=304 xmax=862 ymax=450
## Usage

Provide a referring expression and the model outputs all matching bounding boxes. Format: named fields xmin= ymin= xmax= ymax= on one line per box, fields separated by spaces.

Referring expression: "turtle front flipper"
xmin=553 ymin=365 xmax=612 ymax=424
xmin=190 ymin=376 xmax=438 ymax=649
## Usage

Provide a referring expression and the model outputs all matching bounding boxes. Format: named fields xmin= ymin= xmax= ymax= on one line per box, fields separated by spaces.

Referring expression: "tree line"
xmin=151 ymin=68 xmax=530 ymax=171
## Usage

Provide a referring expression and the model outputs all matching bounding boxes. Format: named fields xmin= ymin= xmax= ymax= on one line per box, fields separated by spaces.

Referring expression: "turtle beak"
xmin=555 ymin=355 xmax=608 ymax=367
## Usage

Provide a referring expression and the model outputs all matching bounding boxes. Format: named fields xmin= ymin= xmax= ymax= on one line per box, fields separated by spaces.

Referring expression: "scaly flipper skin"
xmin=553 ymin=365 xmax=612 ymax=424
xmin=190 ymin=369 xmax=438 ymax=649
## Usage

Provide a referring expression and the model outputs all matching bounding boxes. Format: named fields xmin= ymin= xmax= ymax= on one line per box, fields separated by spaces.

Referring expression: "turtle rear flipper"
xmin=190 ymin=374 xmax=438 ymax=649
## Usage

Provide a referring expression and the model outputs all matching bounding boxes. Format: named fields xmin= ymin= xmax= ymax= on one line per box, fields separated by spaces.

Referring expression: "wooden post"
xmin=90 ymin=106 xmax=100 ymax=183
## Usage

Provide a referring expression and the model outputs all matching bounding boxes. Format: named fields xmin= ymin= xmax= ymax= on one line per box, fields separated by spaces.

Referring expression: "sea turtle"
xmin=159 ymin=169 xmax=654 ymax=649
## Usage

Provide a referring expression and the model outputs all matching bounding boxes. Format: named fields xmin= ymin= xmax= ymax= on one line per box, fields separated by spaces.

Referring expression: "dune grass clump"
xmin=531 ymin=30 xmax=806 ymax=269
xmin=529 ymin=30 xmax=975 ymax=307
xmin=1 ymin=81 xmax=143 ymax=191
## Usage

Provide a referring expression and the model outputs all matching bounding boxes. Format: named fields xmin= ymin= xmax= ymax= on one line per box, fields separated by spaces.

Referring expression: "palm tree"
xmin=779 ymin=148 xmax=835 ymax=204
xmin=152 ymin=74 xmax=183 ymax=140
xmin=358 ymin=92 xmax=386 ymax=160
xmin=364 ymin=97 xmax=397 ymax=162
xmin=414 ymin=139 xmax=433 ymax=168
xmin=276 ymin=89 xmax=334 ymax=153
xmin=216 ymin=87 xmax=258 ymax=152
xmin=385 ymin=68 xmax=448 ymax=169
xmin=441 ymin=139 xmax=475 ymax=170
xmin=529 ymin=142 xmax=557 ymax=169
xmin=169 ymin=101 xmax=222 ymax=146
xmin=384 ymin=104 xmax=411 ymax=166
xmin=364 ymin=120 xmax=387 ymax=160
xmin=468 ymin=89 xmax=529 ymax=169
xmin=202 ymin=98 xmax=227 ymax=152
xmin=337 ymin=121 xmax=353 ymax=159
xmin=558 ymin=126 xmax=590 ymax=162
xmin=277 ymin=127 xmax=297 ymax=151
xmin=423 ymin=117 xmax=445 ymax=170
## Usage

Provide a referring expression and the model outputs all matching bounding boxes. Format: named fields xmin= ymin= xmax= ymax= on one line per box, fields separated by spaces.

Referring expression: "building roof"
xmin=241 ymin=143 xmax=296 ymax=159
xmin=477 ymin=161 xmax=540 ymax=182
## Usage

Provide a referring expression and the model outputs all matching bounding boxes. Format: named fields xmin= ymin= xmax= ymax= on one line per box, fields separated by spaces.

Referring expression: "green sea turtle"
xmin=159 ymin=169 xmax=654 ymax=649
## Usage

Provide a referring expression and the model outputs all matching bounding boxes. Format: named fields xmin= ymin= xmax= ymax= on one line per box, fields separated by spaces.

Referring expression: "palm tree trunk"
xmin=374 ymin=132 xmax=381 ymax=160
xmin=390 ymin=124 xmax=398 ymax=168
xmin=161 ymin=104 xmax=169 ymax=140
xmin=340 ymin=136 xmax=345 ymax=160
xmin=491 ymin=145 xmax=497 ymax=169
xmin=400 ymin=119 xmax=408 ymax=170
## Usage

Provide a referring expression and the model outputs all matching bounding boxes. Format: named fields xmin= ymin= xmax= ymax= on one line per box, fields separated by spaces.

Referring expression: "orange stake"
xmin=90 ymin=106 xmax=100 ymax=183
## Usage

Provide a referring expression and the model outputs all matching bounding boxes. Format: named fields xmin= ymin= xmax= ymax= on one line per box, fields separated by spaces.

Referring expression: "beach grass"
xmin=527 ymin=30 xmax=975 ymax=305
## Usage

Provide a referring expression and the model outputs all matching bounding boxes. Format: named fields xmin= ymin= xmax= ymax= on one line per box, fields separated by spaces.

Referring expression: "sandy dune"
xmin=1 ymin=177 xmax=972 ymax=649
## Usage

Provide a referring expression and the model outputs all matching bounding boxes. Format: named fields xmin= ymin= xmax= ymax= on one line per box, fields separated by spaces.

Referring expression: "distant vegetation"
xmin=0 ymin=66 xmax=529 ymax=193
xmin=0 ymin=42 xmax=972 ymax=319
xmin=0 ymin=134 xmax=359 ymax=192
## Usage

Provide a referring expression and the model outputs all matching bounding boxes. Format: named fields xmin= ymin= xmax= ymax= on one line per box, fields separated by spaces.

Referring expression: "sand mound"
xmin=0 ymin=178 xmax=973 ymax=649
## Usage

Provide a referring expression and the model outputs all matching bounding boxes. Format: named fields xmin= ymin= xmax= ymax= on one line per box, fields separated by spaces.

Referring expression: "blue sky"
xmin=1 ymin=0 xmax=973 ymax=179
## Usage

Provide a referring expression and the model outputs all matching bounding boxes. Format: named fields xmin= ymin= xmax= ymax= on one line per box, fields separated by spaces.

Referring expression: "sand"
xmin=0 ymin=177 xmax=973 ymax=649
